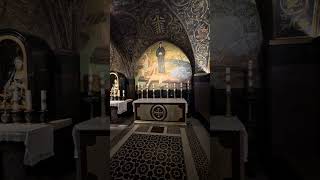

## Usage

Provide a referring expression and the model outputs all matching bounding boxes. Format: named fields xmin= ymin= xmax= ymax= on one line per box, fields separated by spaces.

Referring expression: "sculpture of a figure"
xmin=156 ymin=41 xmax=166 ymax=73
xmin=0 ymin=56 xmax=26 ymax=110
xmin=111 ymin=79 xmax=119 ymax=97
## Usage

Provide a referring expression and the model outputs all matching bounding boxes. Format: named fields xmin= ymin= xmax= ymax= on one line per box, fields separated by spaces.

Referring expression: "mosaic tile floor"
xmin=111 ymin=133 xmax=186 ymax=180
xmin=110 ymin=123 xmax=209 ymax=180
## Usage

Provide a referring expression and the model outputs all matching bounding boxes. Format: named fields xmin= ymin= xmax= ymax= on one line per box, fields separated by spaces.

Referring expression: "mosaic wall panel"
xmin=211 ymin=0 xmax=263 ymax=88
xmin=135 ymin=41 xmax=192 ymax=85
xmin=165 ymin=0 xmax=210 ymax=73
xmin=273 ymin=0 xmax=320 ymax=38
xmin=111 ymin=0 xmax=202 ymax=77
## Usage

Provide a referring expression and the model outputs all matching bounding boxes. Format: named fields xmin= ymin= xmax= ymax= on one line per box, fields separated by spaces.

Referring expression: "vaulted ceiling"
xmin=111 ymin=0 xmax=195 ymax=70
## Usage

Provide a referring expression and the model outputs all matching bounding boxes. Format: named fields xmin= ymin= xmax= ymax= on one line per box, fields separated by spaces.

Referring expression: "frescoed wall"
xmin=135 ymin=41 xmax=192 ymax=88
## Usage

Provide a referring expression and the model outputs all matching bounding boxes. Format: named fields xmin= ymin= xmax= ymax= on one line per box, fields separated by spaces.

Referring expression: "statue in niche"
xmin=0 ymin=56 xmax=26 ymax=110
xmin=110 ymin=76 xmax=120 ymax=97
xmin=156 ymin=41 xmax=166 ymax=73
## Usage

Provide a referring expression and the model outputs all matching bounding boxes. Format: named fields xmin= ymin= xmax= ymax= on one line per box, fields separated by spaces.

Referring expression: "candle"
xmin=180 ymin=82 xmax=183 ymax=88
xmin=123 ymin=90 xmax=125 ymax=97
xmin=226 ymin=68 xmax=231 ymax=87
xmin=26 ymin=90 xmax=32 ymax=111
xmin=152 ymin=84 xmax=155 ymax=90
xmin=226 ymin=74 xmax=230 ymax=82
xmin=41 ymin=90 xmax=47 ymax=111
xmin=174 ymin=83 xmax=176 ymax=89
xmin=226 ymin=85 xmax=231 ymax=93
xmin=141 ymin=84 xmax=144 ymax=99
xmin=249 ymin=80 xmax=253 ymax=87
xmin=248 ymin=60 xmax=253 ymax=70
xmin=226 ymin=67 xmax=230 ymax=74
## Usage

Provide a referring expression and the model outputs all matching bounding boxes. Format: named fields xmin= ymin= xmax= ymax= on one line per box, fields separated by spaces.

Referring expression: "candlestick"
xmin=226 ymin=67 xmax=231 ymax=92
xmin=88 ymin=67 xmax=93 ymax=95
xmin=41 ymin=90 xmax=47 ymax=111
xmin=248 ymin=60 xmax=253 ymax=88
xmin=146 ymin=88 xmax=149 ymax=99
xmin=249 ymin=80 xmax=253 ymax=88
xmin=226 ymin=67 xmax=231 ymax=83
xmin=225 ymin=67 xmax=232 ymax=117
xmin=226 ymin=67 xmax=230 ymax=74
xmin=26 ymin=90 xmax=32 ymax=111
xmin=180 ymin=83 xmax=183 ymax=98
xmin=122 ymin=90 xmax=125 ymax=100
xmin=152 ymin=84 xmax=154 ymax=98
xmin=141 ymin=84 xmax=144 ymax=99
xmin=226 ymin=85 xmax=231 ymax=93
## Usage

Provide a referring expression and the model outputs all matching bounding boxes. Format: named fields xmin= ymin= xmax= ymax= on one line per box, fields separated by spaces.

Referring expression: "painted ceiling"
xmin=111 ymin=0 xmax=209 ymax=74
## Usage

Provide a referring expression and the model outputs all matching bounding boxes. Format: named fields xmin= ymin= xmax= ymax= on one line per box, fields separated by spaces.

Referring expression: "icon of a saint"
xmin=156 ymin=41 xmax=166 ymax=73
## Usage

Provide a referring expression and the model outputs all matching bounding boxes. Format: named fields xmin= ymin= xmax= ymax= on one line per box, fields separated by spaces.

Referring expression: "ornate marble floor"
xmin=110 ymin=121 xmax=209 ymax=180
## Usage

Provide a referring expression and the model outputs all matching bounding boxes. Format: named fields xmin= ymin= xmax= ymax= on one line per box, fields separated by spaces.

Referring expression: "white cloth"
xmin=110 ymin=99 xmax=133 ymax=114
xmin=132 ymin=98 xmax=188 ymax=113
xmin=211 ymin=116 xmax=248 ymax=162
xmin=72 ymin=117 xmax=109 ymax=158
xmin=0 ymin=123 xmax=54 ymax=166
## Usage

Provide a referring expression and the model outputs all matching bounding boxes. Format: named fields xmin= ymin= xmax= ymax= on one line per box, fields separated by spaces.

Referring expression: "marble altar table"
xmin=133 ymin=98 xmax=188 ymax=122
xmin=73 ymin=117 xmax=109 ymax=180
xmin=0 ymin=118 xmax=72 ymax=180
xmin=110 ymin=99 xmax=133 ymax=114
xmin=211 ymin=116 xmax=248 ymax=180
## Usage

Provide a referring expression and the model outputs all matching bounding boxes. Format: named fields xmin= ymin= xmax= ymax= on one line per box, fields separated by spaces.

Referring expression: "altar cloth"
xmin=0 ymin=123 xmax=54 ymax=166
xmin=110 ymin=99 xmax=133 ymax=114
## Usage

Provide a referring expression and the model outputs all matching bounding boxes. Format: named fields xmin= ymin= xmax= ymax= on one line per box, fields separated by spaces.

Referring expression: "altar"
xmin=133 ymin=98 xmax=188 ymax=123
xmin=110 ymin=99 xmax=133 ymax=115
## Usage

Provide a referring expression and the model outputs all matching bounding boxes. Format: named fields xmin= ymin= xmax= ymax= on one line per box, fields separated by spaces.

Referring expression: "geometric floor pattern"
xmin=186 ymin=126 xmax=209 ymax=180
xmin=111 ymin=133 xmax=187 ymax=180
xmin=111 ymin=122 xmax=209 ymax=180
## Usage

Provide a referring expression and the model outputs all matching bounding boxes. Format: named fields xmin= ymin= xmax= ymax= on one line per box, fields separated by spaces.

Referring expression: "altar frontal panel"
xmin=135 ymin=103 xmax=185 ymax=122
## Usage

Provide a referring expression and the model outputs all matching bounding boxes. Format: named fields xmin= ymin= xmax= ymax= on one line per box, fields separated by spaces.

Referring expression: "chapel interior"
xmin=0 ymin=0 xmax=319 ymax=180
